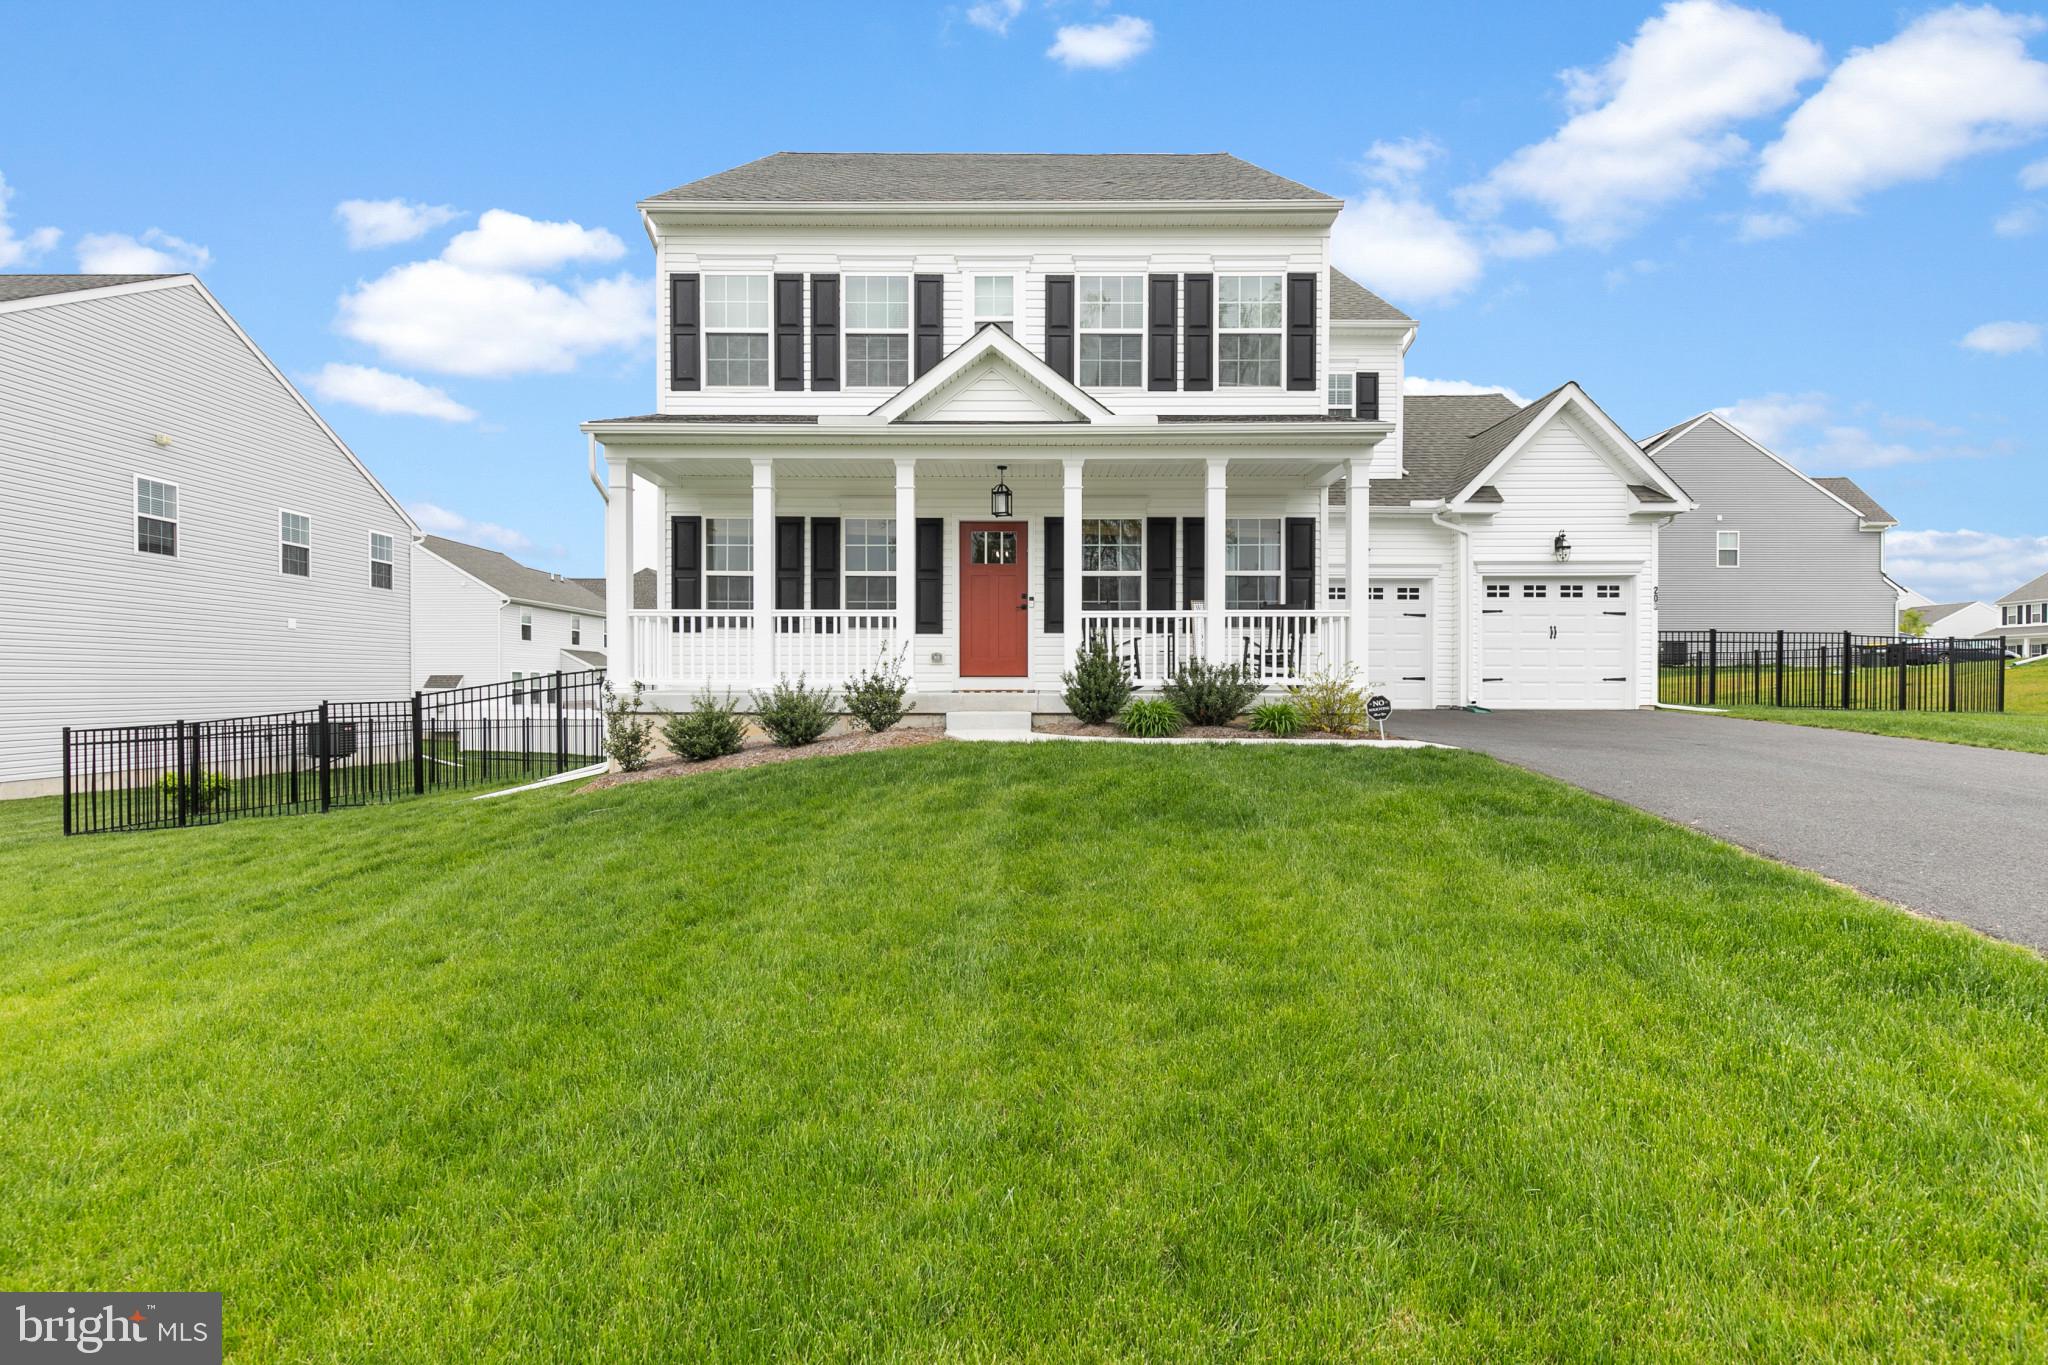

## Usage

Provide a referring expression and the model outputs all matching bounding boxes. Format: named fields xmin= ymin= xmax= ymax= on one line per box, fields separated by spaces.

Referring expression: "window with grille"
xmin=1224 ymin=518 xmax=1283 ymax=608
xmin=1218 ymin=275 xmax=1282 ymax=387
xmin=1597 ymin=583 xmax=1622 ymax=599
xmin=369 ymin=532 xmax=393 ymax=589
xmin=704 ymin=275 xmax=771 ymax=387
xmin=845 ymin=276 xmax=910 ymax=387
xmin=137 ymin=478 xmax=178 ymax=556
xmin=1523 ymin=583 xmax=1547 ymax=598
xmin=1486 ymin=583 xmax=1510 ymax=599
xmin=1078 ymin=275 xmax=1143 ymax=387
xmin=973 ymin=275 xmax=1014 ymax=335
xmin=280 ymin=511 xmax=310 ymax=577
xmin=1717 ymin=530 xmax=1740 ymax=568
xmin=705 ymin=518 xmax=754 ymax=609
xmin=1081 ymin=518 xmax=1142 ymax=610
xmin=844 ymin=517 xmax=897 ymax=610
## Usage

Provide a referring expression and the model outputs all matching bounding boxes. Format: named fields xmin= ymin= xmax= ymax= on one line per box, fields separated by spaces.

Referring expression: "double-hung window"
xmin=1081 ymin=518 xmax=1142 ymax=610
xmin=705 ymin=517 xmax=753 ymax=610
xmin=973 ymin=275 xmax=1014 ymax=335
xmin=703 ymin=275 xmax=770 ymax=387
xmin=844 ymin=275 xmax=909 ymax=387
xmin=844 ymin=518 xmax=897 ymax=610
xmin=520 ymin=611 xmax=533 ymax=641
xmin=280 ymin=511 xmax=310 ymax=577
xmin=570 ymin=616 xmax=582 ymax=646
xmin=1218 ymin=275 xmax=1283 ymax=387
xmin=136 ymin=478 xmax=178 ymax=556
xmin=1717 ymin=530 xmax=1740 ymax=568
xmin=369 ymin=532 xmax=393 ymax=589
xmin=1077 ymin=275 xmax=1143 ymax=388
xmin=1224 ymin=518 xmax=1282 ymax=608
xmin=1326 ymin=371 xmax=1353 ymax=413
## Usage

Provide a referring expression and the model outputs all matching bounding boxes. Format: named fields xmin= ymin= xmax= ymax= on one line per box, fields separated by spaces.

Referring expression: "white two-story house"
xmin=584 ymin=153 xmax=1691 ymax=714
xmin=410 ymin=535 xmax=607 ymax=693
xmin=1991 ymin=573 xmax=2048 ymax=658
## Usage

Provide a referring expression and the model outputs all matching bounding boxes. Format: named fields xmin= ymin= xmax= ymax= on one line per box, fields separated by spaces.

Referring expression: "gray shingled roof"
xmin=1916 ymin=601 xmax=1983 ymax=626
xmin=562 ymin=648 xmax=608 ymax=669
xmin=648 ymin=153 xmax=1336 ymax=205
xmin=422 ymin=536 xmax=606 ymax=614
xmin=1328 ymin=267 xmax=1412 ymax=323
xmin=634 ymin=567 xmax=656 ymax=610
xmin=1998 ymin=571 xmax=2048 ymax=605
xmin=1813 ymin=476 xmax=1895 ymax=525
xmin=1368 ymin=391 xmax=1522 ymax=505
xmin=0 ymin=273 xmax=174 ymax=303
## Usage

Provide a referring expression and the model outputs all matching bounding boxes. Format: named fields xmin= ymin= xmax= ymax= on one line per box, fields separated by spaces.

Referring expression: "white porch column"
xmin=751 ymin=457 xmax=775 ymax=686
xmin=604 ymin=454 xmax=635 ymax=692
xmin=1062 ymin=459 xmax=1085 ymax=672
xmin=1346 ymin=456 xmax=1370 ymax=683
xmin=1204 ymin=457 xmax=1227 ymax=662
xmin=894 ymin=458 xmax=917 ymax=653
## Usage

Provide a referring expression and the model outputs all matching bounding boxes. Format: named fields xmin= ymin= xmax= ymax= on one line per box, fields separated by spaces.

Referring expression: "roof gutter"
xmin=588 ymin=432 xmax=606 ymax=504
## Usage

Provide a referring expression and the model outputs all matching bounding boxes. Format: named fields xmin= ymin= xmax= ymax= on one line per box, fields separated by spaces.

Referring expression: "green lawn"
xmin=6 ymin=744 xmax=2048 ymax=1360
xmin=1704 ymin=661 xmax=2048 ymax=753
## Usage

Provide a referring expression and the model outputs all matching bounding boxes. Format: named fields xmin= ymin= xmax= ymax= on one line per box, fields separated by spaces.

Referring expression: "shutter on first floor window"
xmin=775 ymin=516 xmax=805 ymax=609
xmin=1044 ymin=516 xmax=1064 ymax=633
xmin=670 ymin=516 xmax=702 ymax=632
xmin=773 ymin=274 xmax=804 ymax=391
xmin=1285 ymin=272 xmax=1316 ymax=391
xmin=669 ymin=274 xmax=700 ymax=391
xmin=1146 ymin=274 xmax=1177 ymax=391
xmin=914 ymin=274 xmax=944 ymax=377
xmin=1355 ymin=371 xmax=1380 ymax=421
xmin=810 ymin=274 xmax=840 ymax=391
xmin=1284 ymin=517 xmax=1315 ymax=608
xmin=1181 ymin=517 xmax=1204 ymax=609
xmin=1146 ymin=517 xmax=1177 ymax=610
xmin=1044 ymin=275 xmax=1075 ymax=380
xmin=915 ymin=518 xmax=942 ymax=633
xmin=810 ymin=517 xmax=841 ymax=611
xmin=1182 ymin=274 xmax=1213 ymax=391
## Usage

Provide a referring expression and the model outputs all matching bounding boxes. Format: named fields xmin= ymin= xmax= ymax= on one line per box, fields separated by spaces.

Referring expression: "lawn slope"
xmin=3 ymin=744 xmax=2046 ymax=1360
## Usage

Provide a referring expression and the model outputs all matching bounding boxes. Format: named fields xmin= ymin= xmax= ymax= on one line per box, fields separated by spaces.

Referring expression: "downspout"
xmin=587 ymin=432 xmax=607 ymax=502
xmin=1431 ymin=506 xmax=1480 ymax=710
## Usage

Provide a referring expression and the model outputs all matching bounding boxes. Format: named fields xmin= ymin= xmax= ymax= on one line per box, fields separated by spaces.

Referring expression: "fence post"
xmin=2000 ymin=638 xmax=2009 ymax=712
xmin=1897 ymin=641 xmax=1908 ymax=711
xmin=1774 ymin=630 xmax=1785 ymax=707
xmin=1947 ymin=639 xmax=1958 ymax=713
xmin=554 ymin=672 xmax=567 ymax=773
xmin=189 ymin=722 xmax=202 ymax=821
xmin=61 ymin=726 xmax=73 ymax=836
xmin=1841 ymin=631 xmax=1853 ymax=710
xmin=317 ymin=701 xmax=332 ymax=813
xmin=1707 ymin=628 xmax=1718 ymax=706
xmin=175 ymin=719 xmax=189 ymax=827
xmin=412 ymin=692 xmax=426 ymax=795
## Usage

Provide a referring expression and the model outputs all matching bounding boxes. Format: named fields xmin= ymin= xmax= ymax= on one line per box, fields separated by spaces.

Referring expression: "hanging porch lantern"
xmin=990 ymin=464 xmax=1013 ymax=518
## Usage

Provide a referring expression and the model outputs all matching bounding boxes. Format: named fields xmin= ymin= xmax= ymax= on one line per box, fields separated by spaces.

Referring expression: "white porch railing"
xmin=628 ymin=610 xmax=901 ymax=690
xmin=1222 ymin=612 xmax=1348 ymax=686
xmin=772 ymin=611 xmax=902 ymax=684
xmin=1079 ymin=611 xmax=1207 ymax=685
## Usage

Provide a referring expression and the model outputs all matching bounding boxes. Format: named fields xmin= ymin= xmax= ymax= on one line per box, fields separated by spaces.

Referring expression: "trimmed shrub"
xmin=1291 ymin=666 xmax=1371 ymax=738
xmin=603 ymin=680 xmax=655 ymax=772
xmin=1163 ymin=658 xmax=1261 ymax=726
xmin=661 ymin=688 xmax=746 ymax=762
xmin=1117 ymin=697 xmax=1185 ymax=738
xmin=1061 ymin=634 xmax=1135 ymax=724
xmin=1248 ymin=700 xmax=1305 ymax=737
xmin=752 ymin=675 xmax=837 ymax=748
xmin=157 ymin=770 xmax=229 ymax=816
xmin=844 ymin=648 xmax=913 ymax=734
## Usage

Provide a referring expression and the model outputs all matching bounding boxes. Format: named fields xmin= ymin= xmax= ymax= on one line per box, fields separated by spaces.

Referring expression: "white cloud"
xmin=0 ymin=171 xmax=59 ymax=267
xmin=1603 ymin=258 xmax=1661 ymax=290
xmin=1361 ymin=136 xmax=1443 ymax=187
xmin=1994 ymin=203 xmax=2043 ymax=235
xmin=335 ymin=198 xmax=461 ymax=249
xmin=1406 ymin=376 xmax=1530 ymax=406
xmin=75 ymin=228 xmax=211 ymax=273
xmin=338 ymin=260 xmax=649 ymax=377
xmin=304 ymin=362 xmax=477 ymax=422
xmin=408 ymin=501 xmax=538 ymax=556
xmin=1757 ymin=7 xmax=2048 ymax=211
xmin=2023 ymin=156 xmax=2048 ymax=189
xmin=441 ymin=209 xmax=625 ymax=273
xmin=1959 ymin=320 xmax=2042 ymax=354
xmin=1461 ymin=1 xmax=1823 ymax=243
xmin=1713 ymin=391 xmax=1829 ymax=446
xmin=965 ymin=0 xmax=1023 ymax=36
xmin=1714 ymin=390 xmax=2005 ymax=470
xmin=1483 ymin=225 xmax=1558 ymax=258
xmin=1046 ymin=14 xmax=1153 ymax=70
xmin=1331 ymin=191 xmax=1484 ymax=305
xmin=1736 ymin=210 xmax=1801 ymax=240
xmin=1888 ymin=528 xmax=2048 ymax=601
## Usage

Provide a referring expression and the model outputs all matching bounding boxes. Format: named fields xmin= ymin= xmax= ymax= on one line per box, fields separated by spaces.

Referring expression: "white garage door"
xmin=1479 ymin=577 xmax=1635 ymax=708
xmin=1368 ymin=581 xmax=1433 ymax=708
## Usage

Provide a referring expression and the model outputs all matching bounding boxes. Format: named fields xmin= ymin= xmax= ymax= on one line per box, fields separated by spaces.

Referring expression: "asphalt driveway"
xmin=1392 ymin=708 xmax=2048 ymax=951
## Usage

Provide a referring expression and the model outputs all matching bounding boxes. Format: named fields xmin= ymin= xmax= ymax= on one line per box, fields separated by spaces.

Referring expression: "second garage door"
xmin=1368 ymin=580 xmax=1433 ymax=709
xmin=1479 ymin=577 xmax=1635 ymax=708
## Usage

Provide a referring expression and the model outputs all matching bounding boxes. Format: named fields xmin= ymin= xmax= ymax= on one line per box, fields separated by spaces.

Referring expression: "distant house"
xmin=411 ymin=535 xmax=607 ymax=692
xmin=1990 ymin=572 xmax=2048 ymax=658
xmin=1911 ymin=601 xmax=1998 ymax=639
xmin=1645 ymin=413 xmax=1897 ymax=633
xmin=0 ymin=274 xmax=415 ymax=797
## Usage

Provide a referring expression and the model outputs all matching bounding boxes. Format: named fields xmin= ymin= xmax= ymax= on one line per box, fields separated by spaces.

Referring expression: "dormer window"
xmin=973 ymin=276 xmax=1015 ymax=335
xmin=1078 ymin=275 xmax=1143 ymax=388
xmin=1218 ymin=275 xmax=1282 ymax=387
xmin=703 ymin=275 xmax=770 ymax=388
xmin=845 ymin=275 xmax=910 ymax=387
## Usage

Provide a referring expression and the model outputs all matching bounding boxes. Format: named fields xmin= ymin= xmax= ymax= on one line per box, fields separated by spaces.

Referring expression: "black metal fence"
xmin=1658 ymin=631 xmax=2006 ymax=712
xmin=62 ymin=670 xmax=607 ymax=835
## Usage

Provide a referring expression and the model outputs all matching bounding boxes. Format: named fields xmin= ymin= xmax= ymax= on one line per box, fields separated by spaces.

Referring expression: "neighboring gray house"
xmin=1644 ymin=413 xmax=1897 ymax=633
xmin=0 ymin=274 xmax=417 ymax=797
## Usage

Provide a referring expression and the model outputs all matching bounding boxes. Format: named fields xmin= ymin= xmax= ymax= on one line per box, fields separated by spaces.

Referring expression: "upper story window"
xmin=1224 ymin=518 xmax=1282 ymax=608
xmin=280 ymin=511 xmax=310 ymax=577
xmin=1082 ymin=518 xmax=1142 ymax=610
xmin=1218 ymin=275 xmax=1282 ymax=387
xmin=136 ymin=477 xmax=178 ymax=557
xmin=844 ymin=517 xmax=896 ymax=610
xmin=973 ymin=275 xmax=1014 ymax=335
xmin=703 ymin=275 xmax=770 ymax=388
xmin=1326 ymin=372 xmax=1353 ymax=413
xmin=845 ymin=275 xmax=909 ymax=387
xmin=1717 ymin=530 xmax=1740 ymax=568
xmin=705 ymin=517 xmax=753 ymax=610
xmin=520 ymin=611 xmax=533 ymax=641
xmin=369 ymin=532 xmax=393 ymax=589
xmin=1078 ymin=275 xmax=1143 ymax=388
xmin=570 ymin=616 xmax=582 ymax=645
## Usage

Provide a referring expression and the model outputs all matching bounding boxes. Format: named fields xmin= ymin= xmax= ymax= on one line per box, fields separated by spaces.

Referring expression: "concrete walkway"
xmin=1390 ymin=708 xmax=2048 ymax=951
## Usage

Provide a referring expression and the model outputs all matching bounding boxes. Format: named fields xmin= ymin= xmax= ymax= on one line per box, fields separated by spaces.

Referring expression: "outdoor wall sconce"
xmin=990 ymin=465 xmax=1013 ymax=518
xmin=1553 ymin=531 xmax=1572 ymax=561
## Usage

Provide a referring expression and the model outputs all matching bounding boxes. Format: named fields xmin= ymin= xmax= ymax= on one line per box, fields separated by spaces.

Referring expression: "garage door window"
xmin=1396 ymin=586 xmax=1421 ymax=602
xmin=1598 ymin=583 xmax=1621 ymax=599
xmin=1560 ymin=583 xmax=1584 ymax=599
xmin=1485 ymin=583 xmax=1509 ymax=599
xmin=1522 ymin=583 xmax=1546 ymax=599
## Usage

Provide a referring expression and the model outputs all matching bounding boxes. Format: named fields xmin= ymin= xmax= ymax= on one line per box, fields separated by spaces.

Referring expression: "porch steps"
xmin=943 ymin=710 xmax=1036 ymax=741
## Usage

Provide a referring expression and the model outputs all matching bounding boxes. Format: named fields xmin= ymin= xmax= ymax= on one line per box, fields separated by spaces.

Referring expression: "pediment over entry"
xmin=870 ymin=323 xmax=1116 ymax=424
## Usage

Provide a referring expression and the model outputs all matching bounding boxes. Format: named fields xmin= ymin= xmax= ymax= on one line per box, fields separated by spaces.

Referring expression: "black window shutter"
xmin=775 ymin=516 xmax=805 ymax=609
xmin=1044 ymin=275 xmax=1075 ymax=380
xmin=1181 ymin=517 xmax=1204 ymax=609
xmin=810 ymin=275 xmax=840 ymax=391
xmin=669 ymin=275 xmax=700 ymax=391
xmin=670 ymin=516 xmax=702 ymax=633
xmin=914 ymin=274 xmax=944 ymax=377
xmin=810 ymin=518 xmax=840 ymax=611
xmin=1183 ymin=274 xmax=1213 ymax=391
xmin=1285 ymin=272 xmax=1316 ymax=391
xmin=1146 ymin=517 xmax=1177 ymax=610
xmin=1044 ymin=516 xmax=1064 ymax=633
xmin=1147 ymin=274 xmax=1177 ymax=391
xmin=1356 ymin=371 xmax=1380 ymax=421
xmin=1284 ymin=516 xmax=1316 ymax=608
xmin=773 ymin=274 xmax=804 ymax=391
xmin=915 ymin=518 xmax=942 ymax=633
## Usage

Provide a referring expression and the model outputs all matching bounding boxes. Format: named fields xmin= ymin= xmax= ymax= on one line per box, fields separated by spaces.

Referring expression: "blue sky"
xmin=4 ymin=0 xmax=2044 ymax=600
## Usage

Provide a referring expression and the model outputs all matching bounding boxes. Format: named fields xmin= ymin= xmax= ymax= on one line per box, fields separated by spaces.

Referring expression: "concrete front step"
xmin=943 ymin=710 xmax=1036 ymax=740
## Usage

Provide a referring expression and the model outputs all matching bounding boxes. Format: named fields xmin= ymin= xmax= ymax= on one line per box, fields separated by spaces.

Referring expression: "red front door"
xmin=959 ymin=523 xmax=1029 ymax=677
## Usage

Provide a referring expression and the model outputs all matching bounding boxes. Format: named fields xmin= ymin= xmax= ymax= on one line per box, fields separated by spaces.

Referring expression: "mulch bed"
xmin=583 ymin=727 xmax=943 ymax=791
xmin=1032 ymin=717 xmax=1396 ymax=742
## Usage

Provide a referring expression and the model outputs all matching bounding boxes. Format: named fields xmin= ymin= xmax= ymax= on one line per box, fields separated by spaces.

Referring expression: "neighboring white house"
xmin=584 ymin=152 xmax=1693 ymax=714
xmin=411 ymin=535 xmax=607 ymax=692
xmin=1644 ymin=413 xmax=1898 ymax=634
xmin=0 ymin=274 xmax=416 ymax=797
xmin=1989 ymin=572 xmax=2048 ymax=658
xmin=1911 ymin=600 xmax=1998 ymax=640
xmin=1893 ymin=579 xmax=1934 ymax=615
